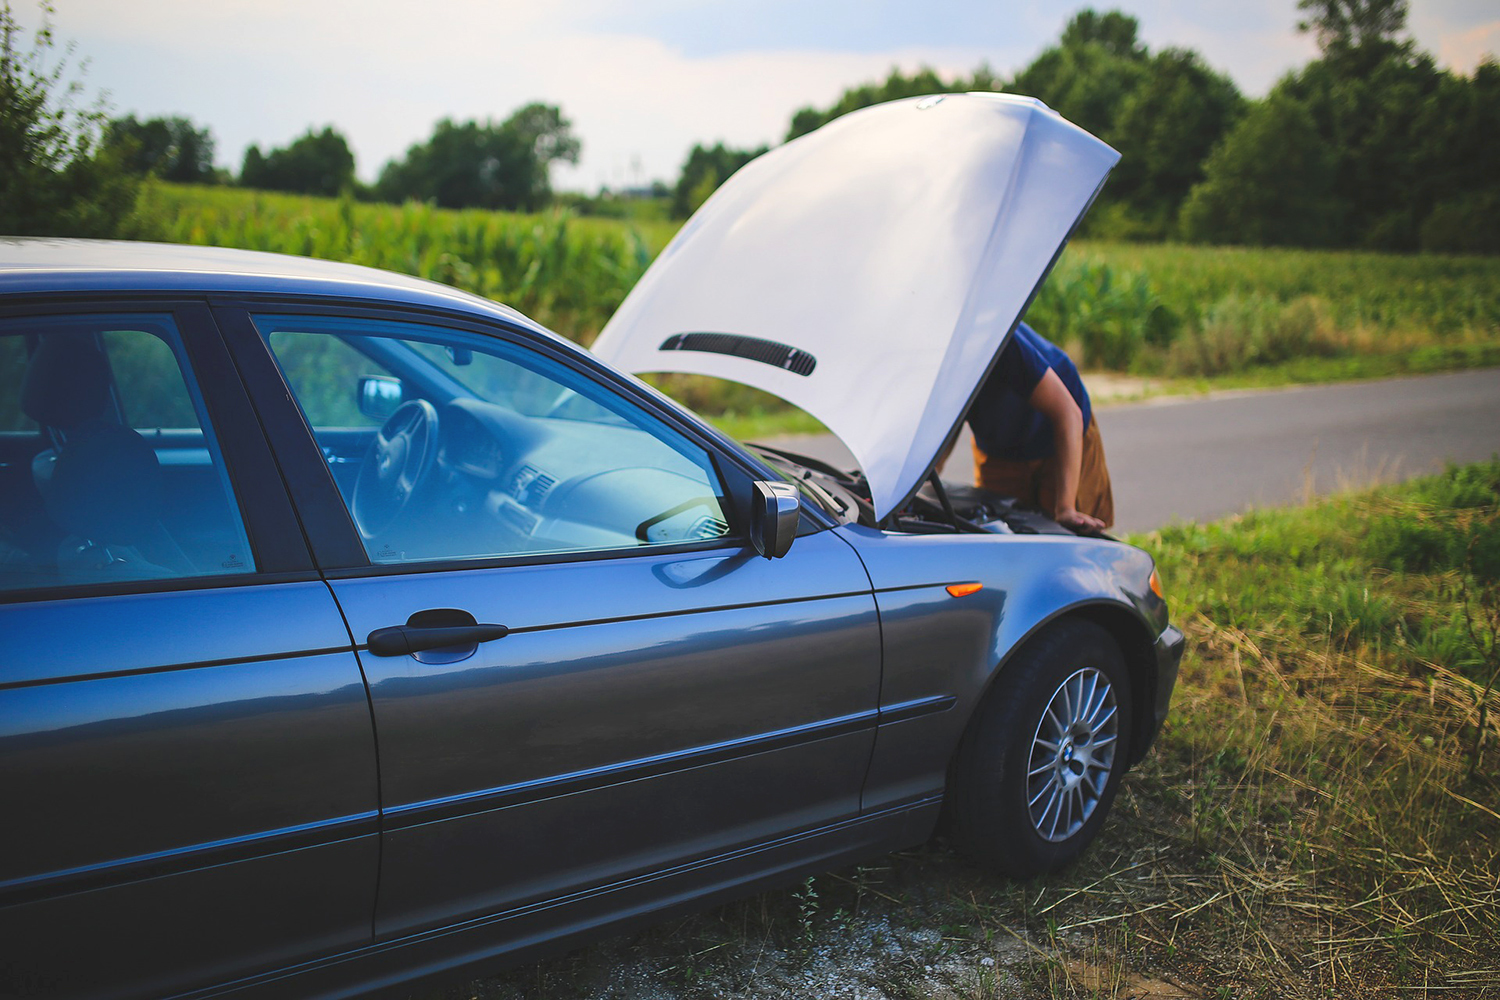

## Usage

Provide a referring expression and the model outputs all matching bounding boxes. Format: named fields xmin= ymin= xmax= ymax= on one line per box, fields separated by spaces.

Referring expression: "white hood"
xmin=591 ymin=93 xmax=1119 ymax=519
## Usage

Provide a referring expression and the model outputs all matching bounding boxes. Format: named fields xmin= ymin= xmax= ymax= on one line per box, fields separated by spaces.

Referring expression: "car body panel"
xmin=591 ymin=94 xmax=1119 ymax=518
xmin=832 ymin=525 xmax=1165 ymax=812
xmin=325 ymin=531 xmax=882 ymax=936
xmin=0 ymin=585 xmax=379 ymax=1000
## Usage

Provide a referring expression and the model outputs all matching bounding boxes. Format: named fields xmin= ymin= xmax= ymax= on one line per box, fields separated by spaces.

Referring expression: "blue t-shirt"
xmin=967 ymin=323 xmax=1092 ymax=462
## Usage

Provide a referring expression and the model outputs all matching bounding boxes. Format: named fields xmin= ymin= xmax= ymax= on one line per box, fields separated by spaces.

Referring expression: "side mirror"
xmin=750 ymin=481 xmax=800 ymax=559
xmin=358 ymin=376 xmax=404 ymax=421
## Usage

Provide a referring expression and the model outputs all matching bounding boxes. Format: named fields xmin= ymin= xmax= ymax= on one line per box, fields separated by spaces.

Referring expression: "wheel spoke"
xmin=1080 ymin=672 xmax=1099 ymax=726
xmin=1088 ymin=701 xmax=1118 ymax=732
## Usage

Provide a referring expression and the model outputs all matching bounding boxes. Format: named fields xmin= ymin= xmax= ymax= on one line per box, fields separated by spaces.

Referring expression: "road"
xmin=766 ymin=367 xmax=1500 ymax=533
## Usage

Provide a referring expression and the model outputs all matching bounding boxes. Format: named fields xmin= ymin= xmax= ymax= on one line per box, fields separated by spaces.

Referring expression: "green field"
xmin=134 ymin=184 xmax=1500 ymax=430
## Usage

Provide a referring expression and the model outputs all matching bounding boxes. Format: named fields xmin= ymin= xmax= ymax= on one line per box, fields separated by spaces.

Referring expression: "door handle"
xmin=366 ymin=622 xmax=510 ymax=657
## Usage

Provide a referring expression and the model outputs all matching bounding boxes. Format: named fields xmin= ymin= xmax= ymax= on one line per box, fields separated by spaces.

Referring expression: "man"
xmin=962 ymin=322 xmax=1114 ymax=532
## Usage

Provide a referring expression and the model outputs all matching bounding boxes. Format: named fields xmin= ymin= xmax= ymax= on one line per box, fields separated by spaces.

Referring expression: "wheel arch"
xmin=974 ymin=599 xmax=1160 ymax=770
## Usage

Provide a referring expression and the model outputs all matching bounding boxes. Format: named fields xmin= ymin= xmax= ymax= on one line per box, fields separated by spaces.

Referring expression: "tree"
xmin=0 ymin=1 xmax=137 ymax=236
xmin=670 ymin=142 xmax=766 ymax=218
xmin=786 ymin=66 xmax=950 ymax=142
xmin=1060 ymin=8 xmax=1147 ymax=59
xmin=107 ymin=114 xmax=217 ymax=184
xmin=241 ymin=126 xmax=355 ymax=197
xmin=1179 ymin=91 xmax=1338 ymax=247
xmin=1297 ymin=0 xmax=1408 ymax=53
xmin=1008 ymin=9 xmax=1149 ymax=139
xmin=1103 ymin=49 xmax=1244 ymax=236
xmin=375 ymin=103 xmax=579 ymax=211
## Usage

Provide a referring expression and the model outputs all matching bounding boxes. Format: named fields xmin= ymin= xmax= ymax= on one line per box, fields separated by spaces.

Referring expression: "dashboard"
xmin=374 ymin=397 xmax=733 ymax=562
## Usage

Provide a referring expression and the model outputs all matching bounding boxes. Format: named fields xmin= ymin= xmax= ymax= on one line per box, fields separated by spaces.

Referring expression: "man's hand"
xmin=1055 ymin=507 xmax=1106 ymax=534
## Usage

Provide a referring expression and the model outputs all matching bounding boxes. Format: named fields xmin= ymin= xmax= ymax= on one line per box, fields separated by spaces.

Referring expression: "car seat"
xmin=20 ymin=331 xmax=194 ymax=581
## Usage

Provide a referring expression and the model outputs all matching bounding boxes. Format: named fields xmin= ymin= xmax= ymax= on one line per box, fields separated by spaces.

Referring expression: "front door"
xmin=234 ymin=308 xmax=883 ymax=937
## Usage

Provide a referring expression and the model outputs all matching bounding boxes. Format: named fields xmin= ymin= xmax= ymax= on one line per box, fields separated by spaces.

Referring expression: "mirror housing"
xmin=358 ymin=376 xmax=404 ymax=421
xmin=750 ymin=481 xmax=800 ymax=559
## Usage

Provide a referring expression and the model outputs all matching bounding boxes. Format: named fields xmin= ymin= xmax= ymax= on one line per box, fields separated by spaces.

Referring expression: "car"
xmin=0 ymin=93 xmax=1182 ymax=1000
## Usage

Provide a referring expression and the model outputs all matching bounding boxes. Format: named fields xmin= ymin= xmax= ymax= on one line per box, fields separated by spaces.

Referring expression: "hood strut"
xmin=928 ymin=473 xmax=988 ymax=533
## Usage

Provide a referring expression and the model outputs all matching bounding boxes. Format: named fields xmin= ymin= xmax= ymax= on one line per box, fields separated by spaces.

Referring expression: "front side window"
xmin=0 ymin=314 xmax=255 ymax=592
xmin=258 ymin=315 xmax=733 ymax=565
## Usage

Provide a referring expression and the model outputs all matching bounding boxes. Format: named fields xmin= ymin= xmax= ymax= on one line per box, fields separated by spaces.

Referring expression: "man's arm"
xmin=1029 ymin=368 xmax=1105 ymax=532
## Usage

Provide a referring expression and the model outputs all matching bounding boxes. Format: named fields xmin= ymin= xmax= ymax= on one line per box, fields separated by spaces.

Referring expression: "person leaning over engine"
xmin=959 ymin=322 xmax=1114 ymax=532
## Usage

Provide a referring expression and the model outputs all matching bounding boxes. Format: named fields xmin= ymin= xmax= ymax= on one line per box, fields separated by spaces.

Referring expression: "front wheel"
xmin=947 ymin=618 xmax=1133 ymax=877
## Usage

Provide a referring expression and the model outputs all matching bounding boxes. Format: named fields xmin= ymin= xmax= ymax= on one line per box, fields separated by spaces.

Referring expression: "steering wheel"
xmin=352 ymin=399 xmax=440 ymax=539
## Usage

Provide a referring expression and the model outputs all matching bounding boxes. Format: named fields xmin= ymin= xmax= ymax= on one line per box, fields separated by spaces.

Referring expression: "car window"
xmin=0 ymin=314 xmax=255 ymax=592
xmin=256 ymin=314 xmax=733 ymax=565
xmin=268 ymin=330 xmax=391 ymax=428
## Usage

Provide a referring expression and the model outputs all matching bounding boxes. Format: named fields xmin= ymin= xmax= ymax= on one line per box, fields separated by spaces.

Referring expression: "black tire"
xmin=947 ymin=618 xmax=1133 ymax=877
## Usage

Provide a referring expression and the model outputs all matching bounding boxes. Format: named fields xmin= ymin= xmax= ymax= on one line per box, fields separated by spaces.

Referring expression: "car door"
xmin=218 ymin=304 xmax=883 ymax=938
xmin=0 ymin=304 xmax=379 ymax=1000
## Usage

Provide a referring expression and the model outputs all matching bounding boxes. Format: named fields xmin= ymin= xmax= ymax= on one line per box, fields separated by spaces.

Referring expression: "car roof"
xmin=0 ymin=237 xmax=543 ymax=332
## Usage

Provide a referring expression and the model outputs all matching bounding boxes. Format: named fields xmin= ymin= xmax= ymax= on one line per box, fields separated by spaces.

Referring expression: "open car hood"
xmin=591 ymin=93 xmax=1119 ymax=520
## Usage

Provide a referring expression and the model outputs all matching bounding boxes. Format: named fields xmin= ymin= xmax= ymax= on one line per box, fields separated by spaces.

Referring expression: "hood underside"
xmin=591 ymin=93 xmax=1119 ymax=519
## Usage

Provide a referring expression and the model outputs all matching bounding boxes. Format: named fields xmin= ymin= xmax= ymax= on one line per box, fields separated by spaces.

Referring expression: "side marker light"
xmin=946 ymin=582 xmax=983 ymax=598
xmin=1149 ymin=569 xmax=1165 ymax=599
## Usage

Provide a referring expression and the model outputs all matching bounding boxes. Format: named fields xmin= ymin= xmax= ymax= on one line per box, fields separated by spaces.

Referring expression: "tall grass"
xmin=135 ymin=183 xmax=678 ymax=342
xmin=1130 ymin=460 xmax=1500 ymax=992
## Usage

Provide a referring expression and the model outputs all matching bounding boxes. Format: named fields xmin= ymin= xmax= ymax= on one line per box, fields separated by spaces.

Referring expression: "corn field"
xmin=137 ymin=184 xmax=1500 ymax=382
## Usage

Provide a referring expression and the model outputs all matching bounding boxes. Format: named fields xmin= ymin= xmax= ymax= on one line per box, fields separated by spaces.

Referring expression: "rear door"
xmin=220 ymin=305 xmax=883 ymax=938
xmin=0 ymin=303 xmax=378 ymax=999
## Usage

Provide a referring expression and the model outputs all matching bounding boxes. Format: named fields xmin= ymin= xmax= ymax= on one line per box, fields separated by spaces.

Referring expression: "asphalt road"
xmin=767 ymin=367 xmax=1500 ymax=533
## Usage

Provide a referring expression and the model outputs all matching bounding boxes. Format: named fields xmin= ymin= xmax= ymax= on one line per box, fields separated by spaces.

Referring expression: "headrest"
xmin=21 ymin=332 xmax=113 ymax=430
xmin=47 ymin=424 xmax=163 ymax=545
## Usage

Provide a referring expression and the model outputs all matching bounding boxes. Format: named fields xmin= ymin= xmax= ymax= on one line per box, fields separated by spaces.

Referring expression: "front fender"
xmin=831 ymin=525 xmax=1171 ymax=815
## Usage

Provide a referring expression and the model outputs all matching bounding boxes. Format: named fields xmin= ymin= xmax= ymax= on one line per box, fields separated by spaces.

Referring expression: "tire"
xmin=947 ymin=618 xmax=1133 ymax=877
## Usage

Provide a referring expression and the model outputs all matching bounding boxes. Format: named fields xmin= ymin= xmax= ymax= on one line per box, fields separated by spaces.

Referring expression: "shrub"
xmin=0 ymin=1 xmax=138 ymax=237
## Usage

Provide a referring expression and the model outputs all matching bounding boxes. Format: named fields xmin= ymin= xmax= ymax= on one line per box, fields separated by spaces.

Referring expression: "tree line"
xmin=105 ymin=107 xmax=579 ymax=210
xmin=2 ymin=0 xmax=1495 ymax=252
xmin=0 ymin=0 xmax=580 ymax=235
xmin=676 ymin=1 xmax=1499 ymax=253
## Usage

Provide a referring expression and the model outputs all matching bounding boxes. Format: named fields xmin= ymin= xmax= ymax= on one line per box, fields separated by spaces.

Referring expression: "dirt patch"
xmin=1081 ymin=372 xmax=1174 ymax=405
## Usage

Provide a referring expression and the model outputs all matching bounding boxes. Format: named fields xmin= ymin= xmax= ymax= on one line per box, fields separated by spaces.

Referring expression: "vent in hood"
xmin=659 ymin=332 xmax=817 ymax=376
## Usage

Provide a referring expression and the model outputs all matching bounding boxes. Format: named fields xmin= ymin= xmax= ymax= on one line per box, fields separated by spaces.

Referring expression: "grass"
xmin=130 ymin=184 xmax=1500 ymax=440
xmin=422 ymin=460 xmax=1500 ymax=999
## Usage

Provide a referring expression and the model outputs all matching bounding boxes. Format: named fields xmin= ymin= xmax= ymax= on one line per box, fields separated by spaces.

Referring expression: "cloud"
xmin=1438 ymin=21 xmax=1500 ymax=74
xmin=24 ymin=0 xmax=1500 ymax=193
xmin=36 ymin=0 xmax=993 ymax=189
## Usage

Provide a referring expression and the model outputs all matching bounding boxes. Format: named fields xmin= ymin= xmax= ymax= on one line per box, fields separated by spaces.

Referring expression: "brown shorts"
xmin=972 ymin=417 xmax=1115 ymax=529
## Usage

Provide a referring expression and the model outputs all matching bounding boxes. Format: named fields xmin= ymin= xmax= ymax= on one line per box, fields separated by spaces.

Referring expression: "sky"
xmin=17 ymin=0 xmax=1500 ymax=192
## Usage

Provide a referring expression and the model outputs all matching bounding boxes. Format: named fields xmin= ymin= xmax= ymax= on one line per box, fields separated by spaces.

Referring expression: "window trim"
xmin=211 ymin=298 xmax=829 ymax=576
xmin=0 ymin=299 xmax=314 ymax=603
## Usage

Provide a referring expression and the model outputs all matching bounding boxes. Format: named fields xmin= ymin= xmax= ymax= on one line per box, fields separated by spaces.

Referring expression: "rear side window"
xmin=0 ymin=315 xmax=255 ymax=593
